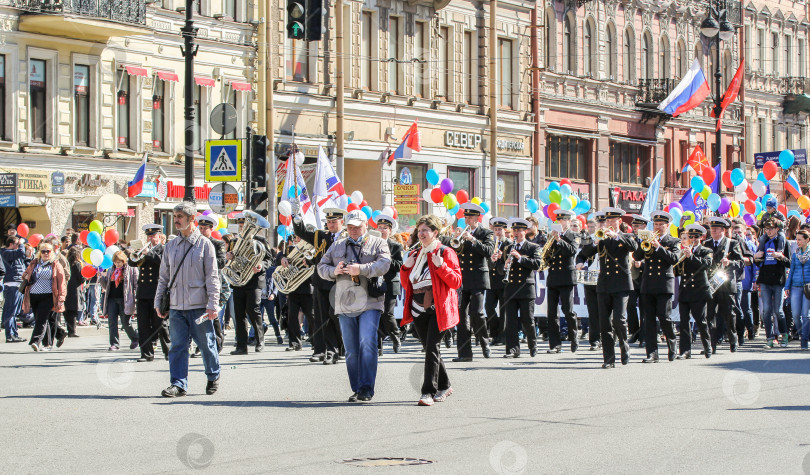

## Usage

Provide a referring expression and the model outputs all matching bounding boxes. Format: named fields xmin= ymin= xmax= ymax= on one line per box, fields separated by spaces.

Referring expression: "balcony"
xmin=780 ymin=77 xmax=810 ymax=115
xmin=14 ymin=0 xmax=150 ymax=42
xmin=635 ymin=79 xmax=675 ymax=125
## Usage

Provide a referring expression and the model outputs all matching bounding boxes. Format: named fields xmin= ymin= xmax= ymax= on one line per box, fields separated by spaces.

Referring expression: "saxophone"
xmin=221 ymin=210 xmax=271 ymax=287
xmin=537 ymin=235 xmax=556 ymax=271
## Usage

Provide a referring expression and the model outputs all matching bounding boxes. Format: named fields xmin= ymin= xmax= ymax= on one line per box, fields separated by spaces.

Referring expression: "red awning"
xmin=125 ymin=66 xmax=147 ymax=77
xmin=157 ymin=71 xmax=179 ymax=82
xmin=231 ymin=81 xmax=252 ymax=91
xmin=194 ymin=76 xmax=215 ymax=87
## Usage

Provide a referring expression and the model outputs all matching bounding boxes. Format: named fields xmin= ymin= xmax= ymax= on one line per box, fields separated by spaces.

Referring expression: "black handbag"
xmin=348 ymin=241 xmax=386 ymax=298
xmin=160 ymin=242 xmax=194 ymax=315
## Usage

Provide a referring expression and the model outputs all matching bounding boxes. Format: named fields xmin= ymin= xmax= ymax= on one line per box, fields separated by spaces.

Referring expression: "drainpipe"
xmin=531 ymin=3 xmax=541 ymax=200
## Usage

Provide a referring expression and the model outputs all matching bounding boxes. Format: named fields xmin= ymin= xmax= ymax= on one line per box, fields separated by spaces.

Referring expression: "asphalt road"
xmin=1 ymin=326 xmax=809 ymax=474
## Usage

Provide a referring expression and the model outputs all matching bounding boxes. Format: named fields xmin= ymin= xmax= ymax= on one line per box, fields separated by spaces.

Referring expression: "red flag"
xmin=687 ymin=145 xmax=710 ymax=175
xmin=710 ymin=61 xmax=745 ymax=131
xmin=405 ymin=121 xmax=421 ymax=151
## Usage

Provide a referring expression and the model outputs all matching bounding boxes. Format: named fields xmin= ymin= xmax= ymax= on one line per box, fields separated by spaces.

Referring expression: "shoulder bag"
xmin=348 ymin=241 xmax=387 ymax=298
xmin=159 ymin=241 xmax=195 ymax=315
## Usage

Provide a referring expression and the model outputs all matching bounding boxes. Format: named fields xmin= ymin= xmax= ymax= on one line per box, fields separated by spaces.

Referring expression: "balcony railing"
xmin=636 ymin=79 xmax=675 ymax=105
xmin=780 ymin=77 xmax=810 ymax=95
xmin=13 ymin=0 xmax=146 ymax=26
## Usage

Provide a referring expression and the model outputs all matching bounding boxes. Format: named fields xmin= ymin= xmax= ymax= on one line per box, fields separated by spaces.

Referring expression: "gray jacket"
xmin=317 ymin=234 xmax=391 ymax=315
xmin=100 ymin=265 xmax=138 ymax=316
xmin=154 ymin=229 xmax=220 ymax=312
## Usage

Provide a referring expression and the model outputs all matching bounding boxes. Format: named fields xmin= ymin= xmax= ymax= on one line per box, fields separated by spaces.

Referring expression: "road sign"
xmin=205 ymin=139 xmax=243 ymax=182
xmin=0 ymin=173 xmax=17 ymax=208
xmin=210 ymin=103 xmax=238 ymax=136
xmin=209 ymin=183 xmax=241 ymax=214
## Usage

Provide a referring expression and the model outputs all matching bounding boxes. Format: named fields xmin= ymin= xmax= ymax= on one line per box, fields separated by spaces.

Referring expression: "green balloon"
xmin=549 ymin=190 xmax=562 ymax=203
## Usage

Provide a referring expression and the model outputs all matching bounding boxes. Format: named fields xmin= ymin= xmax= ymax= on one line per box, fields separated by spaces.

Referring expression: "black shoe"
xmin=255 ymin=345 xmax=264 ymax=353
xmin=642 ymin=352 xmax=659 ymax=363
xmin=452 ymin=357 xmax=473 ymax=363
xmin=358 ymin=392 xmax=373 ymax=402
xmin=444 ymin=339 xmax=451 ymax=349
xmin=310 ymin=353 xmax=325 ymax=362
xmin=730 ymin=344 xmax=737 ymax=353
xmin=348 ymin=392 xmax=359 ymax=403
xmin=276 ymin=336 xmax=284 ymax=345
xmin=503 ymin=352 xmax=519 ymax=358
xmin=392 ymin=338 xmax=401 ymax=353
xmin=547 ymin=346 xmax=561 ymax=354
xmin=530 ymin=348 xmax=537 ymax=357
xmin=205 ymin=379 xmax=219 ymax=395
xmin=230 ymin=348 xmax=248 ymax=355
xmin=621 ymin=352 xmax=630 ymax=366
xmin=378 ymin=348 xmax=383 ymax=357
xmin=667 ymin=340 xmax=677 ymax=361
xmin=286 ymin=344 xmax=302 ymax=351
xmin=67 ymin=333 xmax=80 ymax=338
xmin=323 ymin=353 xmax=338 ymax=365
xmin=571 ymin=339 xmax=579 ymax=353
xmin=191 ymin=347 xmax=201 ymax=358
xmin=482 ymin=345 xmax=491 ymax=358
xmin=161 ymin=385 xmax=187 ymax=398
xmin=589 ymin=342 xmax=601 ymax=351
xmin=602 ymin=363 xmax=615 ymax=369
xmin=56 ymin=333 xmax=66 ymax=348
xmin=137 ymin=357 xmax=154 ymax=362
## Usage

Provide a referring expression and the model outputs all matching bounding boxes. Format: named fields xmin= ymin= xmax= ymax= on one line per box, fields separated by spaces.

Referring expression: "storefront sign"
xmin=209 ymin=183 xmax=240 ymax=214
xmin=398 ymin=167 xmax=413 ymax=185
xmin=445 ymin=131 xmax=482 ymax=150
xmin=754 ymin=149 xmax=807 ymax=169
xmin=51 ymin=171 xmax=65 ymax=194
xmin=394 ymin=184 xmax=419 ymax=197
xmin=612 ymin=185 xmax=647 ymax=213
xmin=136 ymin=181 xmax=158 ymax=199
xmin=395 ymin=202 xmax=419 ymax=215
xmin=164 ymin=181 xmax=211 ymax=201
xmin=0 ymin=173 xmax=17 ymax=208
xmin=73 ymin=67 xmax=88 ymax=94
xmin=75 ymin=174 xmax=110 ymax=189
xmin=0 ymin=168 xmax=50 ymax=193
xmin=274 ymin=144 xmax=325 ymax=159
xmin=497 ymin=139 xmax=525 ymax=152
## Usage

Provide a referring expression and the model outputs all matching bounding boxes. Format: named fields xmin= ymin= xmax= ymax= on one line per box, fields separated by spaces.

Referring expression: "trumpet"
xmin=451 ymin=226 xmax=472 ymax=249
xmin=129 ymin=243 xmax=153 ymax=264
xmin=406 ymin=242 xmax=422 ymax=253
xmin=638 ymin=230 xmax=661 ymax=252
xmin=595 ymin=227 xmax=615 ymax=240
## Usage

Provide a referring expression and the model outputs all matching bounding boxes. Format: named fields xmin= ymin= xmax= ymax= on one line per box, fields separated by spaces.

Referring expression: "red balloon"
xmin=29 ymin=234 xmax=43 ymax=248
xmin=745 ymin=185 xmax=758 ymax=201
xmin=805 ymin=209 xmax=810 ymax=217
xmin=744 ymin=200 xmax=756 ymax=214
xmin=278 ymin=214 xmax=291 ymax=226
xmin=347 ymin=203 xmax=360 ymax=212
xmin=456 ymin=210 xmax=465 ymax=219
xmin=211 ymin=231 xmax=222 ymax=240
xmin=16 ymin=223 xmax=29 ymax=238
xmin=763 ymin=160 xmax=778 ymax=180
xmin=368 ymin=218 xmax=377 ymax=229
xmin=80 ymin=266 xmax=97 ymax=279
xmin=577 ymin=215 xmax=587 ymax=227
xmin=79 ymin=230 xmax=89 ymax=245
xmin=701 ymin=166 xmax=716 ymax=185
xmin=392 ymin=208 xmax=398 ymax=219
xmin=103 ymin=229 xmax=119 ymax=247
xmin=456 ymin=190 xmax=469 ymax=205
xmin=722 ymin=170 xmax=733 ymax=189
xmin=560 ymin=178 xmax=572 ymax=186
xmin=430 ymin=188 xmax=444 ymax=204
xmin=359 ymin=200 xmax=369 ymax=209
xmin=547 ymin=203 xmax=560 ymax=221
xmin=778 ymin=204 xmax=788 ymax=216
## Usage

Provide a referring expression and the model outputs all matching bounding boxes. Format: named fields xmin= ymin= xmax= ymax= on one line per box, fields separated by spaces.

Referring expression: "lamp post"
xmin=181 ymin=0 xmax=198 ymax=203
xmin=701 ymin=0 xmax=736 ymax=179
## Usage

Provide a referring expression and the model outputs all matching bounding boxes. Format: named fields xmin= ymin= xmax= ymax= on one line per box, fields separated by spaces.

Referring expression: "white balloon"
xmin=752 ymin=180 xmax=767 ymax=197
xmin=734 ymin=179 xmax=748 ymax=192
xmin=351 ymin=190 xmax=364 ymax=204
xmin=90 ymin=249 xmax=104 ymax=266
xmin=445 ymin=213 xmax=456 ymax=225
xmin=481 ymin=212 xmax=493 ymax=228
xmin=278 ymin=200 xmax=292 ymax=217
xmin=735 ymin=192 xmax=747 ymax=202
xmin=422 ymin=189 xmax=432 ymax=203
xmin=382 ymin=206 xmax=395 ymax=217
xmin=104 ymin=245 xmax=120 ymax=257
xmin=294 ymin=152 xmax=305 ymax=167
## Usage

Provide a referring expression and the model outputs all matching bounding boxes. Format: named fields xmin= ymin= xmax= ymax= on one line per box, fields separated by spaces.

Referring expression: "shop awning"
xmin=195 ymin=76 xmax=215 ymax=87
xmin=231 ymin=81 xmax=252 ymax=91
xmin=784 ymin=94 xmax=810 ymax=115
xmin=157 ymin=71 xmax=179 ymax=83
xmin=125 ymin=66 xmax=148 ymax=77
xmin=73 ymin=194 xmax=129 ymax=214
xmin=19 ymin=205 xmax=49 ymax=224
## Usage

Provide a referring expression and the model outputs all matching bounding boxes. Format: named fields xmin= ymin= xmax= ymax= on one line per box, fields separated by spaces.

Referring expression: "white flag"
xmin=313 ymin=146 xmax=348 ymax=225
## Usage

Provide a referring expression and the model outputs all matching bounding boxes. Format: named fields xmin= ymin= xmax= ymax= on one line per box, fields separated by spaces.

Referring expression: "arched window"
xmin=584 ymin=19 xmax=593 ymax=75
xmin=642 ymin=31 xmax=654 ymax=79
xmin=544 ymin=8 xmax=556 ymax=70
xmin=606 ymin=22 xmax=617 ymax=79
xmin=676 ymin=39 xmax=687 ymax=78
xmin=659 ymin=36 xmax=670 ymax=79
xmin=623 ymin=28 xmax=635 ymax=83
xmin=563 ymin=14 xmax=576 ymax=74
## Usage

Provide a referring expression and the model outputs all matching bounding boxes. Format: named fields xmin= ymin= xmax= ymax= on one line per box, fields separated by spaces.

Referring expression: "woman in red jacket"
xmin=400 ymin=215 xmax=462 ymax=406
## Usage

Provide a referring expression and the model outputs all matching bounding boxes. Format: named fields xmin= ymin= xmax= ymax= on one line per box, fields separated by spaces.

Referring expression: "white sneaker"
xmin=433 ymin=387 xmax=454 ymax=402
xmin=418 ymin=394 xmax=434 ymax=406
xmin=30 ymin=342 xmax=39 ymax=352
xmin=41 ymin=346 xmax=51 ymax=352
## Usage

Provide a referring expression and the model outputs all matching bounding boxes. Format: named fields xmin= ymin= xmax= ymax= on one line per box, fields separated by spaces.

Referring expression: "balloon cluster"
xmin=77 ymin=220 xmax=121 ymax=278
xmin=197 ymin=211 xmax=229 ymax=240
xmin=423 ymin=169 xmax=491 ymax=225
xmin=535 ymin=179 xmax=591 ymax=226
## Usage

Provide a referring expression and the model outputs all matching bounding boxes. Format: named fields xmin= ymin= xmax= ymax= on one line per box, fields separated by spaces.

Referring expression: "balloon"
xmin=382 ymin=206 xmax=395 ymax=217
xmin=755 ymin=200 xmax=763 ymax=216
xmin=670 ymin=208 xmax=683 ymax=224
xmin=718 ymin=197 xmax=731 ymax=215
xmin=455 ymin=209 xmax=464 ymax=219
xmin=683 ymin=211 xmax=695 ymax=225
xmin=359 ymin=200 xmax=369 ymax=209
xmin=549 ymin=190 xmax=562 ymax=203
xmin=426 ymin=169 xmax=440 ymax=186
xmin=482 ymin=212 xmax=492 ymax=226
xmin=351 ymin=190 xmax=364 ymax=204
xmin=779 ymin=149 xmax=795 ymax=169
xmin=471 ymin=197 xmax=482 ymax=205
xmin=278 ymin=226 xmax=289 ymax=239
xmin=560 ymin=184 xmax=572 ymax=199
xmin=278 ymin=214 xmax=291 ymax=226
xmin=16 ymin=223 xmax=29 ymax=238
xmin=422 ymin=188 xmax=433 ymax=203
xmin=480 ymin=202 xmax=490 ymax=214
xmin=278 ymin=201 xmax=292 ymax=217
xmin=371 ymin=210 xmax=382 ymax=219
xmin=721 ymin=170 xmax=733 ymax=189
xmin=100 ymin=255 xmax=113 ymax=270
xmin=669 ymin=202 xmax=683 ymax=213
xmin=219 ymin=228 xmax=230 ymax=236
xmin=392 ymin=208 xmax=398 ymax=219
xmin=368 ymin=218 xmax=377 ymax=229
xmin=669 ymin=224 xmax=679 ymax=238
xmin=82 ymin=248 xmax=93 ymax=264
xmin=734 ymin=179 xmax=748 ymax=193
xmin=218 ymin=217 xmax=228 ymax=229
xmin=457 ymin=190 xmax=469 ymax=204
xmin=690 ymin=176 xmax=705 ymax=192
xmin=577 ymin=216 xmax=586 ymax=228
xmin=448 ymin=204 xmax=459 ymax=215
xmin=548 ymin=182 xmax=560 ymax=192
xmin=442 ymin=193 xmax=457 ymax=209
xmin=699 ymin=186 xmax=711 ymax=200
xmin=730 ymin=201 xmax=740 ymax=217
xmin=762 ymin=160 xmax=778 ymax=180
xmin=538 ymin=189 xmax=551 ymax=205
xmin=90 ymin=249 xmax=104 ymax=266
xmin=744 ymin=200 xmax=757 ymax=214
xmin=702 ymin=166 xmax=716 ymax=185
xmin=576 ymin=200 xmax=591 ymax=214
xmin=744 ymin=214 xmax=756 ymax=226
xmin=361 ymin=206 xmax=373 ymax=219
xmin=104 ymin=245 xmax=120 ymax=257
xmin=527 ymin=199 xmax=539 ymax=213
xmin=440 ymin=178 xmax=454 ymax=195
xmin=79 ymin=230 xmax=89 ymax=245
xmin=430 ymin=188 xmax=444 ymax=204
xmin=730 ymin=168 xmax=744 ymax=186
xmin=29 ymin=234 xmax=43 ymax=248
xmin=202 ymin=210 xmax=213 ymax=216
xmin=547 ymin=203 xmax=560 ymax=221
xmin=347 ymin=203 xmax=360 ymax=212
xmin=799 ymin=196 xmax=810 ymax=210
xmin=104 ymin=228 xmax=120 ymax=247
xmin=81 ymin=266 xmax=97 ymax=279
xmin=560 ymin=197 xmax=573 ymax=210
xmin=89 ymin=220 xmax=103 ymax=234
xmin=559 ymin=178 xmax=572 ymax=186
xmin=745 ymin=185 xmax=757 ymax=201
xmin=569 ymin=196 xmax=578 ymax=208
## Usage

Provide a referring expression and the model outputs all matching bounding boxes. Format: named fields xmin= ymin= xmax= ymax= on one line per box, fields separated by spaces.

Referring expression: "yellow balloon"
xmin=82 ymin=248 xmax=93 ymax=264
xmin=88 ymin=220 xmax=103 ymax=234
xmin=569 ymin=196 xmax=578 ymax=208
xmin=471 ymin=197 xmax=482 ymax=205
xmin=730 ymin=201 xmax=740 ymax=217
xmin=218 ymin=217 xmax=228 ymax=229
xmin=798 ymin=195 xmax=810 ymax=210
xmin=699 ymin=186 xmax=711 ymax=199
xmin=669 ymin=224 xmax=679 ymax=238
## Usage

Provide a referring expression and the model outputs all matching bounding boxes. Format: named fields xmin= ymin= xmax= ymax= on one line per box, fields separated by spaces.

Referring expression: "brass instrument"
xmin=272 ymin=239 xmax=317 ymax=294
xmin=595 ymin=226 xmax=615 ymax=240
xmin=638 ymin=230 xmax=661 ymax=253
xmin=537 ymin=230 xmax=558 ymax=271
xmin=222 ymin=210 xmax=271 ymax=287
xmin=406 ymin=242 xmax=422 ymax=253
xmin=129 ymin=241 xmax=152 ymax=265
xmin=708 ymin=238 xmax=731 ymax=296
xmin=450 ymin=226 xmax=472 ymax=249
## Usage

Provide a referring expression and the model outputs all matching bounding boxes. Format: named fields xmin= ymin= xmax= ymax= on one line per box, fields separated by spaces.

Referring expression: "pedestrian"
xmin=63 ymin=246 xmax=85 ymax=338
xmin=785 ymin=229 xmax=810 ymax=350
xmin=22 ymin=243 xmax=67 ymax=351
xmin=755 ymin=218 xmax=791 ymax=348
xmin=318 ymin=210 xmax=391 ymax=402
xmin=2 ymin=235 xmax=32 ymax=342
xmin=399 ymin=215 xmax=462 ymax=406
xmin=155 ymin=201 xmax=221 ymax=398
xmin=260 ymin=265 xmax=284 ymax=345
xmin=373 ymin=212 xmax=403 ymax=356
xmin=128 ymin=224 xmax=171 ymax=362
xmin=100 ymin=251 xmax=139 ymax=351
xmin=279 ymin=235 xmax=312 ymax=351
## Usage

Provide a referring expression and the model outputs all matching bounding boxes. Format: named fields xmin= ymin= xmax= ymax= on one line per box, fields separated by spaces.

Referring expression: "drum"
xmin=708 ymin=270 xmax=728 ymax=295
xmin=575 ymin=270 xmax=599 ymax=285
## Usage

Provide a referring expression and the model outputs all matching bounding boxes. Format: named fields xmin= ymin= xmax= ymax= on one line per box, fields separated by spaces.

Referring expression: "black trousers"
xmin=598 ymin=291 xmax=630 ymax=365
xmin=412 ymin=309 xmax=450 ymax=395
xmin=312 ymin=288 xmax=342 ymax=356
xmin=678 ymin=300 xmax=710 ymax=354
xmin=547 ymin=285 xmax=577 ymax=349
xmin=233 ymin=286 xmax=263 ymax=350
xmin=29 ymin=293 xmax=63 ymax=347
xmin=63 ymin=310 xmax=78 ymax=336
xmin=708 ymin=291 xmax=738 ymax=349
xmin=641 ymin=293 xmax=676 ymax=356
xmin=136 ymin=299 xmax=170 ymax=358
xmin=484 ymin=288 xmax=505 ymax=341
xmin=584 ymin=285 xmax=600 ymax=344
xmin=378 ymin=290 xmax=400 ymax=349
xmin=505 ymin=298 xmax=536 ymax=356
xmin=627 ymin=288 xmax=644 ymax=341
xmin=457 ymin=289 xmax=489 ymax=358
xmin=286 ymin=293 xmax=313 ymax=347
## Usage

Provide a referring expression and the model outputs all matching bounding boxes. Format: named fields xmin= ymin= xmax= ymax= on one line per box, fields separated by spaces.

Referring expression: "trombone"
xmin=451 ymin=226 xmax=472 ymax=249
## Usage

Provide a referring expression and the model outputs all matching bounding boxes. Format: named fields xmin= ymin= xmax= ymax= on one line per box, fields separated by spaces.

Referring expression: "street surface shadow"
xmin=0 ymin=394 xmax=154 ymax=400
xmin=709 ymin=358 xmax=810 ymax=375
xmin=159 ymin=400 xmax=414 ymax=408
xmin=730 ymin=405 xmax=810 ymax=411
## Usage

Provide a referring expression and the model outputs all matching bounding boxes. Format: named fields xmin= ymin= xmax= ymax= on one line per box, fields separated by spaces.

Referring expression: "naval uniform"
xmin=442 ymin=224 xmax=495 ymax=358
xmin=545 ymin=230 xmax=580 ymax=351
xmin=705 ymin=237 xmax=744 ymax=352
xmin=674 ymin=244 xmax=714 ymax=356
xmin=632 ymin=234 xmax=681 ymax=359
xmin=579 ymin=232 xmax=639 ymax=365
xmin=230 ymin=235 xmax=272 ymax=353
xmin=278 ymin=245 xmax=313 ymax=350
xmin=485 ymin=237 xmax=512 ymax=345
xmin=378 ymin=237 xmax=403 ymax=353
xmin=497 ymin=240 xmax=542 ymax=357
xmin=576 ymin=235 xmax=601 ymax=347
xmin=129 ymin=245 xmax=170 ymax=359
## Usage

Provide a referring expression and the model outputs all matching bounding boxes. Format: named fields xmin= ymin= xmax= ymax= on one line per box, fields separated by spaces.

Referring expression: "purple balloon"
xmin=542 ymin=204 xmax=550 ymax=218
xmin=202 ymin=210 xmax=213 ymax=216
xmin=440 ymin=178 xmax=454 ymax=195
xmin=718 ymin=197 xmax=731 ymax=215
xmin=743 ymin=214 xmax=756 ymax=226
xmin=669 ymin=202 xmax=683 ymax=213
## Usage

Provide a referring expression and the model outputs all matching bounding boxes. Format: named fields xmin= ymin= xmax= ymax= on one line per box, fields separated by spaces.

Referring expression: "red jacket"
xmin=400 ymin=244 xmax=462 ymax=332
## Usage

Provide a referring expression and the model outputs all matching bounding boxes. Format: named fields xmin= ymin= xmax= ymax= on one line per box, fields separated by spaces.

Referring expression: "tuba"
xmin=222 ymin=210 xmax=271 ymax=287
xmin=272 ymin=240 xmax=316 ymax=294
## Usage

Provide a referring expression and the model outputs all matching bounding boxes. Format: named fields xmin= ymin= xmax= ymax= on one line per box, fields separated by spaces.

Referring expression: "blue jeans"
xmin=168 ymin=309 xmax=220 ymax=391
xmin=338 ymin=310 xmax=381 ymax=397
xmin=789 ymin=287 xmax=810 ymax=348
xmin=85 ymin=284 xmax=99 ymax=321
xmin=760 ymin=284 xmax=786 ymax=339
xmin=741 ymin=289 xmax=754 ymax=332
xmin=2 ymin=285 xmax=23 ymax=339
xmin=259 ymin=298 xmax=281 ymax=337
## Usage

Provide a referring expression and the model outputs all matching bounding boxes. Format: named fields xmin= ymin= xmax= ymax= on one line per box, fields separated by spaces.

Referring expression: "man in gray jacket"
xmin=155 ymin=202 xmax=221 ymax=398
xmin=318 ymin=210 xmax=391 ymax=403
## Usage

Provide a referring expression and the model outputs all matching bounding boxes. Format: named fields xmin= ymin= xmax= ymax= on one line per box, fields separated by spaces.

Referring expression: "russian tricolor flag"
xmin=785 ymin=171 xmax=802 ymax=199
xmin=658 ymin=59 xmax=711 ymax=117
xmin=386 ymin=121 xmax=421 ymax=164
xmin=127 ymin=153 xmax=148 ymax=198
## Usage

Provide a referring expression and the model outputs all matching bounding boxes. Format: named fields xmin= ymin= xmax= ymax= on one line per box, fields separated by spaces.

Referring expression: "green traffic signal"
xmin=287 ymin=1 xmax=306 ymax=39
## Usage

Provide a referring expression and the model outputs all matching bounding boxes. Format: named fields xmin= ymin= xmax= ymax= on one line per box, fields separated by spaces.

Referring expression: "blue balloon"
xmin=219 ymin=228 xmax=230 ymax=236
xmin=100 ymin=255 xmax=113 ymax=270
xmin=449 ymin=205 xmax=459 ymax=215
xmin=547 ymin=182 xmax=561 ymax=192
xmin=87 ymin=231 xmax=103 ymax=250
xmin=560 ymin=184 xmax=572 ymax=199
xmin=577 ymin=200 xmax=591 ymax=213
xmin=538 ymin=189 xmax=551 ymax=205
xmin=691 ymin=176 xmax=705 ymax=192
xmin=480 ymin=202 xmax=490 ymax=214
xmin=426 ymin=169 xmax=440 ymax=186
xmin=762 ymin=193 xmax=774 ymax=205
xmin=361 ymin=206 xmax=373 ymax=219
xmin=757 ymin=172 xmax=769 ymax=184
xmin=371 ymin=210 xmax=382 ymax=219
xmin=788 ymin=210 xmax=801 ymax=218
xmin=779 ymin=149 xmax=795 ymax=169
xmin=670 ymin=208 xmax=683 ymax=224
xmin=755 ymin=200 xmax=763 ymax=215
xmin=527 ymin=199 xmax=539 ymax=213
xmin=707 ymin=193 xmax=722 ymax=212
xmin=730 ymin=168 xmax=744 ymax=187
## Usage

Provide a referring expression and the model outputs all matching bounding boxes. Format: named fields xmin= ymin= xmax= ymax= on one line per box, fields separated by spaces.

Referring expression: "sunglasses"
xmin=40 ymin=250 xmax=51 ymax=254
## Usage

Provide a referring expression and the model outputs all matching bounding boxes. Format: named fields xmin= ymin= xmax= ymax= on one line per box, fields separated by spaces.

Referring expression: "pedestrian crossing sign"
xmin=205 ymin=139 xmax=243 ymax=182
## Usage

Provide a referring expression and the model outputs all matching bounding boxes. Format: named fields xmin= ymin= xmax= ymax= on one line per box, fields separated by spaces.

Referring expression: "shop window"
xmin=30 ymin=59 xmax=48 ymax=144
xmin=610 ymin=142 xmax=650 ymax=185
xmin=497 ymin=171 xmax=519 ymax=218
xmin=395 ymin=162 xmax=428 ymax=228
xmin=0 ymin=55 xmax=5 ymax=141
xmin=152 ymin=79 xmax=166 ymax=151
xmin=463 ymin=31 xmax=477 ymax=104
xmin=116 ymin=70 xmax=131 ymax=149
xmin=498 ymin=38 xmax=513 ymax=109
xmin=74 ymin=64 xmax=90 ymax=147
xmin=388 ymin=17 xmax=401 ymax=94
xmin=414 ymin=22 xmax=426 ymax=97
xmin=448 ymin=167 xmax=476 ymax=197
xmin=545 ymin=135 xmax=588 ymax=181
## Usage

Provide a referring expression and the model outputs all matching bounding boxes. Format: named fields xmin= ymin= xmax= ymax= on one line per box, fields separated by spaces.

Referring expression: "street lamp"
xmin=701 ymin=1 xmax=736 ymax=178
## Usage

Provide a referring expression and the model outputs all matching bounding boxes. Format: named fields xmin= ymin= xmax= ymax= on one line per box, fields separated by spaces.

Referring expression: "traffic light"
xmin=286 ymin=0 xmax=306 ymax=40
xmin=249 ymin=191 xmax=268 ymax=211
xmin=305 ymin=0 xmax=323 ymax=41
xmin=251 ymin=134 xmax=268 ymax=188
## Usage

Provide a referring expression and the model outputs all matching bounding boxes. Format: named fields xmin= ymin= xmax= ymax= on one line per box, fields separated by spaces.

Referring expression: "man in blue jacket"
xmin=1 ymin=236 xmax=29 ymax=343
